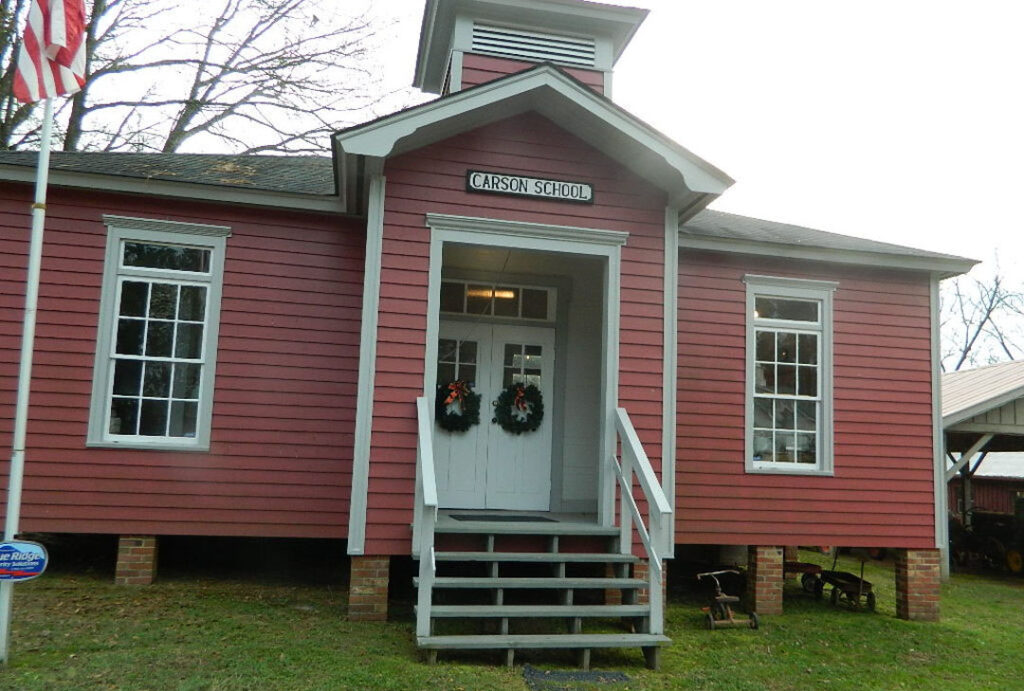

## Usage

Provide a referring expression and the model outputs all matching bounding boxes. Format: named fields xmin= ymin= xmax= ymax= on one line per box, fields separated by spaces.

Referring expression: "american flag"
xmin=12 ymin=0 xmax=87 ymax=103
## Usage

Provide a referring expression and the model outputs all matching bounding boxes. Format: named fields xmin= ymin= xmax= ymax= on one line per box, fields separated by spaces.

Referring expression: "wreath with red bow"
xmin=435 ymin=380 xmax=482 ymax=432
xmin=492 ymin=383 xmax=544 ymax=435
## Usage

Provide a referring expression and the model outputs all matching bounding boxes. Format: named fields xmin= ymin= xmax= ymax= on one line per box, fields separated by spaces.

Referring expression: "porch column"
xmin=349 ymin=555 xmax=390 ymax=621
xmin=115 ymin=535 xmax=158 ymax=585
xmin=746 ymin=545 xmax=783 ymax=615
xmin=895 ymin=549 xmax=940 ymax=621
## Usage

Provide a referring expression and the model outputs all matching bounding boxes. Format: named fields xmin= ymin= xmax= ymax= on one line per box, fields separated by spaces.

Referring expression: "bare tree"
xmin=1 ymin=0 xmax=403 ymax=154
xmin=941 ymin=272 xmax=1024 ymax=371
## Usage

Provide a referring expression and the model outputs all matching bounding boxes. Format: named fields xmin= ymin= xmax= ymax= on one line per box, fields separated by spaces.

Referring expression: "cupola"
xmin=413 ymin=0 xmax=648 ymax=97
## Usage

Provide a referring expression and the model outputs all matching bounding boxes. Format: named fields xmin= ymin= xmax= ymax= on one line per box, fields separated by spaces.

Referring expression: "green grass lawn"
xmin=1 ymin=551 xmax=1022 ymax=691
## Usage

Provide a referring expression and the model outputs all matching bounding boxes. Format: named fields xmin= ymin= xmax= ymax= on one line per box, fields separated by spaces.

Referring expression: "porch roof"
xmin=944 ymin=361 xmax=1024 ymax=454
xmin=332 ymin=63 xmax=735 ymax=215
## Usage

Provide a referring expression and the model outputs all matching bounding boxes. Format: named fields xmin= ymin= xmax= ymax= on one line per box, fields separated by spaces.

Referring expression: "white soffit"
xmin=334 ymin=65 xmax=733 ymax=209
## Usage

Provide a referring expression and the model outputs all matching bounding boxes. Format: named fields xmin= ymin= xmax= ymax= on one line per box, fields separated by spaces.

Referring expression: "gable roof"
xmin=682 ymin=209 xmax=977 ymax=276
xmin=333 ymin=63 xmax=734 ymax=214
xmin=943 ymin=360 xmax=1024 ymax=427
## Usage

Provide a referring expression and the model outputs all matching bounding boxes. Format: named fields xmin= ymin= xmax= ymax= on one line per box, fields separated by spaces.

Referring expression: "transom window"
xmin=440 ymin=280 xmax=553 ymax=321
xmin=745 ymin=276 xmax=836 ymax=475
xmin=89 ymin=217 xmax=229 ymax=450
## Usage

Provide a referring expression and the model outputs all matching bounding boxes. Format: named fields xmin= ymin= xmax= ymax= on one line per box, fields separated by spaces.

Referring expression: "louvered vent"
xmin=472 ymin=24 xmax=597 ymax=68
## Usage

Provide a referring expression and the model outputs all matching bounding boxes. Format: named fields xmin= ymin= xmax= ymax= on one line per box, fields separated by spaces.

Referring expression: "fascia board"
xmin=0 ymin=164 xmax=346 ymax=214
xmin=337 ymin=66 xmax=733 ymax=197
xmin=678 ymin=234 xmax=979 ymax=277
xmin=944 ymin=385 xmax=1024 ymax=428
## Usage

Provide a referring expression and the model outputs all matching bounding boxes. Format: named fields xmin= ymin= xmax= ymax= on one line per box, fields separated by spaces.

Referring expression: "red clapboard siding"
xmin=460 ymin=53 xmax=605 ymax=94
xmin=365 ymin=112 xmax=666 ymax=555
xmin=676 ymin=250 xmax=937 ymax=549
xmin=0 ymin=185 xmax=364 ymax=539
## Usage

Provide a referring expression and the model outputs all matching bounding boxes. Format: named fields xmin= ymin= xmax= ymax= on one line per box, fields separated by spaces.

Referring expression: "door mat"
xmin=523 ymin=664 xmax=630 ymax=690
xmin=450 ymin=514 xmax=557 ymax=523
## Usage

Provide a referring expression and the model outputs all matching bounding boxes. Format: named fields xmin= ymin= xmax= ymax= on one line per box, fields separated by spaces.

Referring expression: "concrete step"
xmin=423 ymin=604 xmax=650 ymax=618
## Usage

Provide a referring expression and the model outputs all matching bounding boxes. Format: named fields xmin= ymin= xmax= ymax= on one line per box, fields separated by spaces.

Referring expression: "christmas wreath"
xmin=435 ymin=380 xmax=481 ymax=432
xmin=492 ymin=383 xmax=544 ymax=435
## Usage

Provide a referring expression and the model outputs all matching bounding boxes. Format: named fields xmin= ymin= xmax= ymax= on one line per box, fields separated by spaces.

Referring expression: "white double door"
xmin=434 ymin=321 xmax=555 ymax=511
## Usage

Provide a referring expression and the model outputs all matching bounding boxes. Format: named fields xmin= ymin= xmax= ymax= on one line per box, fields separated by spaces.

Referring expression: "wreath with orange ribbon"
xmin=435 ymin=380 xmax=482 ymax=432
xmin=492 ymin=383 xmax=544 ymax=435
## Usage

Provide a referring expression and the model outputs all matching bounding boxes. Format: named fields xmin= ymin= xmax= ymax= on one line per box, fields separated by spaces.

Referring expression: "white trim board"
xmin=424 ymin=212 xmax=623 ymax=528
xmin=346 ymin=175 xmax=387 ymax=556
xmin=661 ymin=205 xmax=679 ymax=547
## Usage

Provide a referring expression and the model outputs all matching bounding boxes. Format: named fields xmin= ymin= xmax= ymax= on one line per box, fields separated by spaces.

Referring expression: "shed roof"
xmin=943 ymin=360 xmax=1024 ymax=427
xmin=681 ymin=209 xmax=977 ymax=277
xmin=0 ymin=151 xmax=335 ymax=196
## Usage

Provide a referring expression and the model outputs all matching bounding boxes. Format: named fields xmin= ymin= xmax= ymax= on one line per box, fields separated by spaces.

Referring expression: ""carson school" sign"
xmin=466 ymin=170 xmax=594 ymax=204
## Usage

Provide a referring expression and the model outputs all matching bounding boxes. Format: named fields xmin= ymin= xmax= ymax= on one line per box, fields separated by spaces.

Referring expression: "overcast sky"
xmin=371 ymin=0 xmax=1024 ymax=279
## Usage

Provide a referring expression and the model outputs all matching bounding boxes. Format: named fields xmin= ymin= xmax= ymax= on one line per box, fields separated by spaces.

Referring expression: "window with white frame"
xmin=88 ymin=216 xmax=230 ymax=450
xmin=744 ymin=275 xmax=837 ymax=474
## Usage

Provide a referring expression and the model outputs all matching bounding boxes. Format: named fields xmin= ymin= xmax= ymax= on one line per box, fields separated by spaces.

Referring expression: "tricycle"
xmin=696 ymin=569 xmax=759 ymax=630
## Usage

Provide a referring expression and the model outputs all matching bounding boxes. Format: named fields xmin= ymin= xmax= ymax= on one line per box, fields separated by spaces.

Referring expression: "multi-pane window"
xmin=502 ymin=344 xmax=543 ymax=388
xmin=89 ymin=217 xmax=229 ymax=450
xmin=437 ymin=338 xmax=478 ymax=385
xmin=745 ymin=276 xmax=836 ymax=474
xmin=440 ymin=281 xmax=553 ymax=321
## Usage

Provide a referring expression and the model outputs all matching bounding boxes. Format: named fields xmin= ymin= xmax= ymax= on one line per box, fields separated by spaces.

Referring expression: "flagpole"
xmin=0 ymin=96 xmax=55 ymax=665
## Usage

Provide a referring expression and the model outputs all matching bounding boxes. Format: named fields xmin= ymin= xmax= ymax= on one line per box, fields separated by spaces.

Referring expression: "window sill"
xmin=746 ymin=464 xmax=834 ymax=477
xmin=86 ymin=439 xmax=210 ymax=453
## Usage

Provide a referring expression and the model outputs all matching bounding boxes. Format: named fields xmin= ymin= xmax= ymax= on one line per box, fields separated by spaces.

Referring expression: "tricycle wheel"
xmin=1006 ymin=548 xmax=1024 ymax=575
xmin=705 ymin=613 xmax=716 ymax=630
xmin=801 ymin=573 xmax=819 ymax=593
xmin=749 ymin=612 xmax=759 ymax=630
xmin=713 ymin=602 xmax=728 ymax=620
xmin=866 ymin=591 xmax=876 ymax=612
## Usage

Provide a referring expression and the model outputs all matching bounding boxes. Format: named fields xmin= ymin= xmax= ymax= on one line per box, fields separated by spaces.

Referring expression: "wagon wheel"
xmin=1006 ymin=549 xmax=1024 ymax=576
xmin=865 ymin=591 xmax=876 ymax=612
xmin=801 ymin=573 xmax=819 ymax=594
xmin=813 ymin=578 xmax=825 ymax=600
xmin=749 ymin=612 xmax=759 ymax=630
xmin=982 ymin=536 xmax=1007 ymax=571
xmin=705 ymin=613 xmax=716 ymax=630
xmin=830 ymin=587 xmax=840 ymax=606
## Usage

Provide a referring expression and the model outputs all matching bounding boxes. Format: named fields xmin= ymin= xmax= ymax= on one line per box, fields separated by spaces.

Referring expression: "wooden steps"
xmin=414 ymin=518 xmax=669 ymax=669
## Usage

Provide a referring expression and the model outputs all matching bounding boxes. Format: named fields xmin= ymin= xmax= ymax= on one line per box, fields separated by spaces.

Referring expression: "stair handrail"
xmin=413 ymin=396 xmax=438 ymax=638
xmin=613 ymin=407 xmax=672 ymax=635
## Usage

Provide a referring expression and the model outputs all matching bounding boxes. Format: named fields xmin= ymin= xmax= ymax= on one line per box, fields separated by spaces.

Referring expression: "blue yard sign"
xmin=0 ymin=542 xmax=47 ymax=582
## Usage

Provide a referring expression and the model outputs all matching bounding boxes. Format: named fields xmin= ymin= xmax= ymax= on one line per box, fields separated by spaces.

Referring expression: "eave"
xmin=0 ymin=164 xmax=346 ymax=214
xmin=678 ymin=234 xmax=979 ymax=279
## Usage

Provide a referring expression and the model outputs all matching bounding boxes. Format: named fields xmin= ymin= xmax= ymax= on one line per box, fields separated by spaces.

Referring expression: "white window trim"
xmin=743 ymin=274 xmax=837 ymax=476
xmin=87 ymin=215 xmax=230 ymax=451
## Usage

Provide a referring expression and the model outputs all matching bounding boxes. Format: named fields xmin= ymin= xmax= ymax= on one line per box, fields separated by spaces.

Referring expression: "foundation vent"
xmin=471 ymin=23 xmax=597 ymax=68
